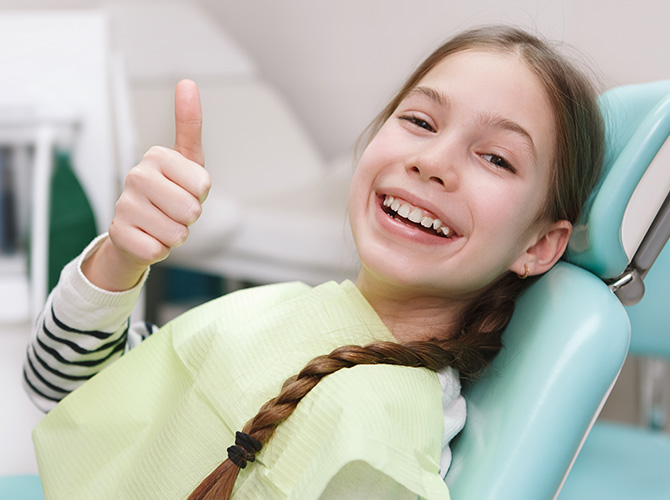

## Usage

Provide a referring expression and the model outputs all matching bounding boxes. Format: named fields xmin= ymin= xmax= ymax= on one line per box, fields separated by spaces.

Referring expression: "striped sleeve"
xmin=23 ymin=234 xmax=155 ymax=413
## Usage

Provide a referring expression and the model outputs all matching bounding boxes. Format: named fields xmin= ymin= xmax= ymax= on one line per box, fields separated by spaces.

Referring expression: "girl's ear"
xmin=511 ymin=220 xmax=573 ymax=278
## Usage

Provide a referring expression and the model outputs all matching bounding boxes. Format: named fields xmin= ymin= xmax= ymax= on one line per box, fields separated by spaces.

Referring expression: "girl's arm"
xmin=23 ymin=80 xmax=208 ymax=412
xmin=22 ymin=235 xmax=155 ymax=413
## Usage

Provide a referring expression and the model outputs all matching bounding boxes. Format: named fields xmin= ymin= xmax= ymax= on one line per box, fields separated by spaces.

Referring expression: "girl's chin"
xmin=358 ymin=261 xmax=447 ymax=293
xmin=356 ymin=253 xmax=501 ymax=302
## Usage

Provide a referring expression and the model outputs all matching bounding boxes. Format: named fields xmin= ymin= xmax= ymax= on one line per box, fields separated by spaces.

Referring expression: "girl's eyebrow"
xmin=407 ymin=85 xmax=537 ymax=160
xmin=407 ymin=86 xmax=451 ymax=108
xmin=478 ymin=115 xmax=537 ymax=161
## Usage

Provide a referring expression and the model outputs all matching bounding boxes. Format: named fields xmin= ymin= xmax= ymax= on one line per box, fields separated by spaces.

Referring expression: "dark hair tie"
xmin=227 ymin=431 xmax=263 ymax=469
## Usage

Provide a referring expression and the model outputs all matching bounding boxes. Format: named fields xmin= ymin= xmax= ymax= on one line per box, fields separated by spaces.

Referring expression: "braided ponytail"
xmin=188 ymin=282 xmax=522 ymax=500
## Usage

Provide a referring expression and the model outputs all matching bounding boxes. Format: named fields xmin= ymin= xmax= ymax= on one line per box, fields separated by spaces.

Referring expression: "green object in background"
xmin=48 ymin=149 xmax=97 ymax=292
xmin=163 ymin=267 xmax=225 ymax=303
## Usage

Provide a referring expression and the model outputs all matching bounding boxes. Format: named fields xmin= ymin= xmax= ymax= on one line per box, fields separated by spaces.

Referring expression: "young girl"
xmin=24 ymin=25 xmax=604 ymax=499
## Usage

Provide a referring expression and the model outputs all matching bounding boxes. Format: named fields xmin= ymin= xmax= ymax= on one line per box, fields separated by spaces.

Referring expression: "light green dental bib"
xmin=34 ymin=281 xmax=450 ymax=499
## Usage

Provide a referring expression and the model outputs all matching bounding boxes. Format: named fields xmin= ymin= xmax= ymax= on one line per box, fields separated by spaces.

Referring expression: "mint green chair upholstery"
xmin=558 ymin=80 xmax=670 ymax=500
xmin=446 ymin=263 xmax=629 ymax=499
xmin=446 ymin=80 xmax=670 ymax=499
xmin=0 ymin=475 xmax=43 ymax=500
xmin=558 ymin=243 xmax=670 ymax=499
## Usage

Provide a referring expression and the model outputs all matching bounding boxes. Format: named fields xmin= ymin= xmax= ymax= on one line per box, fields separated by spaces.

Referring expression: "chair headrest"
xmin=567 ymin=81 xmax=670 ymax=280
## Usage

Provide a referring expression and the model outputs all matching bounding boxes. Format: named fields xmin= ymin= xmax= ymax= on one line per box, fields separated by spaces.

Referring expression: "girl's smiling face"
xmin=349 ymin=49 xmax=571 ymax=301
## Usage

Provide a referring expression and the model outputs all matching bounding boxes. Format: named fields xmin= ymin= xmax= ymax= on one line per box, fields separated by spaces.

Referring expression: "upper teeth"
xmin=383 ymin=195 xmax=453 ymax=237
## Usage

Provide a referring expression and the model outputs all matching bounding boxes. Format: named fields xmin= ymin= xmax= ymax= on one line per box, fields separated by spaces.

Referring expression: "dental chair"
xmin=558 ymin=240 xmax=670 ymax=499
xmin=446 ymin=79 xmax=670 ymax=499
xmin=557 ymin=80 xmax=670 ymax=500
xmin=0 ymin=475 xmax=43 ymax=500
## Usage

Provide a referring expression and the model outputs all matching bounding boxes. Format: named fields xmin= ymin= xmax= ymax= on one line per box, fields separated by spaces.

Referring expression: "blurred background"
xmin=0 ymin=0 xmax=668 ymax=478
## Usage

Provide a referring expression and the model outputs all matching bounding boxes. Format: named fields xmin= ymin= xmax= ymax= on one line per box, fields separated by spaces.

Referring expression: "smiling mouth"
xmin=381 ymin=195 xmax=456 ymax=238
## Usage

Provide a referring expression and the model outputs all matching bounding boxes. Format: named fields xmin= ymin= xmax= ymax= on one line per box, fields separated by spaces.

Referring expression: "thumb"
xmin=174 ymin=79 xmax=205 ymax=166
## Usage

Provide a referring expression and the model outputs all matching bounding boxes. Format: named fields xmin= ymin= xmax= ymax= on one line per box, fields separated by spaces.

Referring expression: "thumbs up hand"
xmin=82 ymin=80 xmax=211 ymax=291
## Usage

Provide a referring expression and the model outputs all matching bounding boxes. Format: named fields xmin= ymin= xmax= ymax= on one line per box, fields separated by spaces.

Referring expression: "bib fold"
xmin=34 ymin=280 xmax=450 ymax=500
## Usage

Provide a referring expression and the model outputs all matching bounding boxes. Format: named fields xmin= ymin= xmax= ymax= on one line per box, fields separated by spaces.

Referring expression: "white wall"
xmin=202 ymin=0 xmax=670 ymax=159
xmin=2 ymin=0 xmax=667 ymax=160
xmin=0 ymin=10 xmax=116 ymax=230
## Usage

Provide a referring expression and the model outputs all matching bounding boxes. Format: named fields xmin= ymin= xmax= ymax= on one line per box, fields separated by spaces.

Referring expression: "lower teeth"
xmin=387 ymin=209 xmax=446 ymax=237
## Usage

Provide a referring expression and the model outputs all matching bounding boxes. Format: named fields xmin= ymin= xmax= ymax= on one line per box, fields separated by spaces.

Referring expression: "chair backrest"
xmin=445 ymin=263 xmax=629 ymax=500
xmin=446 ymin=81 xmax=670 ymax=499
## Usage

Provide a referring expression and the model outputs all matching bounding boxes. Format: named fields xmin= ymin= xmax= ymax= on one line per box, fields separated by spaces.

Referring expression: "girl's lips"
xmin=375 ymin=190 xmax=462 ymax=237
xmin=382 ymin=195 xmax=454 ymax=237
xmin=374 ymin=193 xmax=462 ymax=244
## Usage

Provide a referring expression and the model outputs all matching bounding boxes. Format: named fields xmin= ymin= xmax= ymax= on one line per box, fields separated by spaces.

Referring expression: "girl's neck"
xmin=354 ymin=272 xmax=466 ymax=343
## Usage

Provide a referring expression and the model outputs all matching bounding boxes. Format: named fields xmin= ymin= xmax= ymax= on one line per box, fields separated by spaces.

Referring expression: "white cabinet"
xmin=0 ymin=11 xmax=118 ymax=325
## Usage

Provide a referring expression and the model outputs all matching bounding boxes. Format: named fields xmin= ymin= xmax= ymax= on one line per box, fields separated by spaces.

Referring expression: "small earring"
xmin=518 ymin=264 xmax=530 ymax=280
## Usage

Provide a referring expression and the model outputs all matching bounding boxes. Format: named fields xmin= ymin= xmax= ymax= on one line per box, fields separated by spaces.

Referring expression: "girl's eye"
xmin=399 ymin=115 xmax=435 ymax=133
xmin=481 ymin=153 xmax=516 ymax=173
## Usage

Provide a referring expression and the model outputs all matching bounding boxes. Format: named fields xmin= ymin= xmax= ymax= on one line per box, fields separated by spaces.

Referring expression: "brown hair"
xmin=188 ymin=25 xmax=604 ymax=500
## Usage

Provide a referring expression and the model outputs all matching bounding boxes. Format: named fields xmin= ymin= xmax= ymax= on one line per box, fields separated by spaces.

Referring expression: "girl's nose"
xmin=407 ymin=162 xmax=459 ymax=191
xmin=406 ymin=133 xmax=462 ymax=191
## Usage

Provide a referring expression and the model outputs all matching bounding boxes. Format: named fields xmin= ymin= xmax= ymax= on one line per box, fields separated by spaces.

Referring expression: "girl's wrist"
xmin=81 ymin=237 xmax=148 ymax=292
